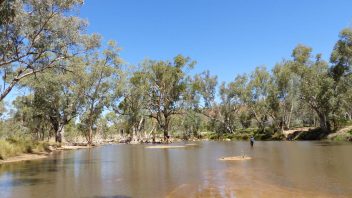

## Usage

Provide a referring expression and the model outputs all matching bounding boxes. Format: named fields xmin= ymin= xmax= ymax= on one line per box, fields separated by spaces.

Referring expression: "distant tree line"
xmin=0 ymin=0 xmax=351 ymax=144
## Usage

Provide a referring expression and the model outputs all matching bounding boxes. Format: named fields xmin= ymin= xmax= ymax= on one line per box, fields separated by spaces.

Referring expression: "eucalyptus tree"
xmin=103 ymin=112 xmax=123 ymax=137
xmin=0 ymin=0 xmax=15 ymax=24
xmin=191 ymin=70 xmax=218 ymax=109
xmin=330 ymin=28 xmax=352 ymax=81
xmin=290 ymin=45 xmax=335 ymax=132
xmin=181 ymin=110 xmax=204 ymax=138
xmin=116 ymin=69 xmax=148 ymax=139
xmin=80 ymin=41 xmax=123 ymax=145
xmin=142 ymin=55 xmax=195 ymax=141
xmin=180 ymin=70 xmax=216 ymax=135
xmin=24 ymin=57 xmax=87 ymax=143
xmin=216 ymin=82 xmax=241 ymax=133
xmin=195 ymin=77 xmax=244 ymax=134
xmin=11 ymin=94 xmax=49 ymax=139
xmin=0 ymin=101 xmax=5 ymax=118
xmin=0 ymin=0 xmax=94 ymax=101
xmin=189 ymin=70 xmax=218 ymax=128
xmin=329 ymin=28 xmax=352 ymax=127
xmin=269 ymin=61 xmax=300 ymax=130
xmin=227 ymin=74 xmax=252 ymax=130
xmin=246 ymin=67 xmax=272 ymax=131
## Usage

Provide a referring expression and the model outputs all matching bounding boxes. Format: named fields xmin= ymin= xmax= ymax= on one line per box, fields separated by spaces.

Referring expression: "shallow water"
xmin=0 ymin=141 xmax=351 ymax=198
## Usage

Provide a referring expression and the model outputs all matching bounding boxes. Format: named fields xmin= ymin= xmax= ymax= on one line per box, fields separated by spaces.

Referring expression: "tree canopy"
xmin=1 ymin=1 xmax=352 ymax=143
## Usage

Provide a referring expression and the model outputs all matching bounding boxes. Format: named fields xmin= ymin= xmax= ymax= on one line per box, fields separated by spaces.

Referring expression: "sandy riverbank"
xmin=0 ymin=145 xmax=93 ymax=165
xmin=0 ymin=153 xmax=49 ymax=164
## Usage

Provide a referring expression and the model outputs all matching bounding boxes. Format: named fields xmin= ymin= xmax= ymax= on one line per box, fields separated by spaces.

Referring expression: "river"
xmin=0 ymin=141 xmax=351 ymax=198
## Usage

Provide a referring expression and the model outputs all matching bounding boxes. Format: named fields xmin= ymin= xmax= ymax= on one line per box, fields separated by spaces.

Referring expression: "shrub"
xmin=0 ymin=140 xmax=21 ymax=160
xmin=0 ymin=137 xmax=54 ymax=160
xmin=34 ymin=142 xmax=51 ymax=152
xmin=208 ymin=133 xmax=220 ymax=140
xmin=232 ymin=133 xmax=250 ymax=140
xmin=348 ymin=130 xmax=352 ymax=135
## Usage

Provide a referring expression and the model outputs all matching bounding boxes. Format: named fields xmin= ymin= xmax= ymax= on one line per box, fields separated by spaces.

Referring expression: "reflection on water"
xmin=0 ymin=141 xmax=351 ymax=198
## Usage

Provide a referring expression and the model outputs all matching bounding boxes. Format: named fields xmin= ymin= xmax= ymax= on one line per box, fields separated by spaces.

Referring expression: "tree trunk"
xmin=163 ymin=126 xmax=168 ymax=143
xmin=132 ymin=126 xmax=137 ymax=141
xmin=137 ymin=117 xmax=144 ymax=132
xmin=61 ymin=126 xmax=65 ymax=143
xmin=148 ymin=125 xmax=156 ymax=143
xmin=152 ymin=130 xmax=156 ymax=143
xmin=88 ymin=125 xmax=93 ymax=145
xmin=0 ymin=78 xmax=18 ymax=101
xmin=287 ymin=102 xmax=294 ymax=129
xmin=347 ymin=112 xmax=352 ymax=120
xmin=318 ymin=113 xmax=331 ymax=133
xmin=163 ymin=117 xmax=170 ymax=143
xmin=55 ymin=124 xmax=65 ymax=143
xmin=41 ymin=126 xmax=45 ymax=141
xmin=87 ymin=111 xmax=94 ymax=145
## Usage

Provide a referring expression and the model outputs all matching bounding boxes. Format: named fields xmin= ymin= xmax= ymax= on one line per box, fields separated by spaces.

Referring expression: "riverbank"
xmin=0 ymin=145 xmax=93 ymax=164
xmin=2 ymin=126 xmax=351 ymax=164
xmin=283 ymin=126 xmax=352 ymax=141
xmin=0 ymin=139 xmax=93 ymax=165
xmin=0 ymin=138 xmax=52 ymax=161
xmin=327 ymin=125 xmax=352 ymax=141
xmin=199 ymin=125 xmax=352 ymax=141
xmin=0 ymin=153 xmax=49 ymax=164
xmin=104 ymin=126 xmax=352 ymax=143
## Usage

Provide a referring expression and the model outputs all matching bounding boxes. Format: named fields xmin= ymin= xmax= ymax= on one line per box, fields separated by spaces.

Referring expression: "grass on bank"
xmin=330 ymin=129 xmax=352 ymax=141
xmin=0 ymin=137 xmax=58 ymax=160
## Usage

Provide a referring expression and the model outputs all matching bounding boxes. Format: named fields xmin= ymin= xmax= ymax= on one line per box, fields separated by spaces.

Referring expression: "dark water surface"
xmin=0 ymin=141 xmax=351 ymax=198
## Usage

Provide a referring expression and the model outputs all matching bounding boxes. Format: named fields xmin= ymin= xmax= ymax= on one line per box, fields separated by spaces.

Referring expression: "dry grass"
xmin=0 ymin=138 xmax=51 ymax=160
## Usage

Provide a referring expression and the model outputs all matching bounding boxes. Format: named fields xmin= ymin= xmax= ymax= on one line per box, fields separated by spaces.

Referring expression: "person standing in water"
xmin=250 ymin=136 xmax=255 ymax=147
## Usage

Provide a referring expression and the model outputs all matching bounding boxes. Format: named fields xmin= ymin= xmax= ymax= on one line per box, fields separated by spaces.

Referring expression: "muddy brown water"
xmin=0 ymin=141 xmax=351 ymax=198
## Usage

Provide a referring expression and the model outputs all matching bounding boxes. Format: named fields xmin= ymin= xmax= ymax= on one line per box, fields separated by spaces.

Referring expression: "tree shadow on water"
xmin=0 ymin=178 xmax=50 ymax=188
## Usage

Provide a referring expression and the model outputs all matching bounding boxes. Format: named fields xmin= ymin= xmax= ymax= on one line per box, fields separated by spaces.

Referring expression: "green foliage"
xmin=330 ymin=129 xmax=352 ymax=141
xmin=348 ymin=130 xmax=352 ymax=135
xmin=0 ymin=140 xmax=21 ymax=160
xmin=330 ymin=28 xmax=352 ymax=80
xmin=0 ymin=0 xmax=97 ymax=101
xmin=182 ymin=111 xmax=203 ymax=138
xmin=0 ymin=3 xmax=351 ymax=146
xmin=204 ymin=132 xmax=220 ymax=140
xmin=142 ymin=55 xmax=194 ymax=139
xmin=79 ymin=41 xmax=123 ymax=144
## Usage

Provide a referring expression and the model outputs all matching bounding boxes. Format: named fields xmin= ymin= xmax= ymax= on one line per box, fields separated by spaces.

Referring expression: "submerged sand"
xmin=0 ymin=153 xmax=48 ymax=164
xmin=145 ymin=145 xmax=186 ymax=149
xmin=57 ymin=145 xmax=93 ymax=150
xmin=185 ymin=143 xmax=198 ymax=146
xmin=218 ymin=156 xmax=252 ymax=161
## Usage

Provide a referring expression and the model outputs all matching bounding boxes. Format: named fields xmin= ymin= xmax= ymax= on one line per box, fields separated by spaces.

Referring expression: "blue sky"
xmin=80 ymin=0 xmax=352 ymax=82
xmin=3 ymin=0 xmax=352 ymax=105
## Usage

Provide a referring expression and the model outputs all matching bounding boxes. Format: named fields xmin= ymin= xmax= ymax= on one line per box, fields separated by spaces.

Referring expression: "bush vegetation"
xmin=0 ymin=137 xmax=53 ymax=160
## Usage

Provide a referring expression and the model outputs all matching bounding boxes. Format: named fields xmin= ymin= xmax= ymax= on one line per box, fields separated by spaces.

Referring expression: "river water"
xmin=0 ymin=141 xmax=351 ymax=198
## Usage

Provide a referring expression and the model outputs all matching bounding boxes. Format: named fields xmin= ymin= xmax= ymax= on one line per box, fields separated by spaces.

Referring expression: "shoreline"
xmin=0 ymin=153 xmax=49 ymax=164
xmin=1 ymin=133 xmax=351 ymax=165
xmin=0 ymin=145 xmax=93 ymax=165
